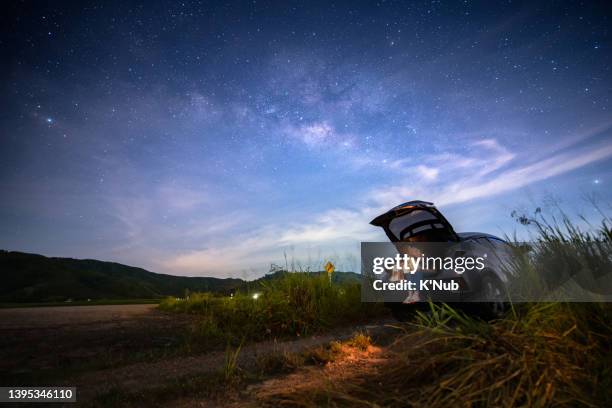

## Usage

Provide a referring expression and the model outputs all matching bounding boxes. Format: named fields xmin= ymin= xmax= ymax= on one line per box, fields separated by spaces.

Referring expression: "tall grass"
xmin=223 ymin=343 xmax=242 ymax=382
xmin=159 ymin=272 xmax=384 ymax=345
xmin=505 ymin=207 xmax=612 ymax=302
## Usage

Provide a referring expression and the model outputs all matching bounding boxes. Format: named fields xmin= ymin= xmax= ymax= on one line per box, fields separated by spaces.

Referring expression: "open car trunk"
xmin=370 ymin=200 xmax=459 ymax=242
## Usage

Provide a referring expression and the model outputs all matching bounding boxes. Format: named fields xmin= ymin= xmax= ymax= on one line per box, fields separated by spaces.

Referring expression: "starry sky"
xmin=1 ymin=1 xmax=611 ymax=278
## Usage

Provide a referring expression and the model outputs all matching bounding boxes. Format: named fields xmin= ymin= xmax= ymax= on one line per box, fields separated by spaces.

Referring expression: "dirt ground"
xmin=0 ymin=304 xmax=158 ymax=329
xmin=0 ymin=304 xmax=399 ymax=407
xmin=0 ymin=304 xmax=194 ymax=385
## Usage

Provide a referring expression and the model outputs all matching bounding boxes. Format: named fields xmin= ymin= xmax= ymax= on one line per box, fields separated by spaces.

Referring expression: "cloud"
xmin=470 ymin=138 xmax=515 ymax=176
xmin=415 ymin=165 xmax=439 ymax=181
xmin=371 ymin=136 xmax=612 ymax=208
xmin=157 ymin=183 xmax=211 ymax=212
xmin=162 ymin=206 xmax=383 ymax=277
xmin=161 ymin=235 xmax=271 ymax=277
xmin=435 ymin=141 xmax=612 ymax=206
xmin=277 ymin=208 xmax=381 ymax=244
xmin=161 ymin=132 xmax=612 ymax=277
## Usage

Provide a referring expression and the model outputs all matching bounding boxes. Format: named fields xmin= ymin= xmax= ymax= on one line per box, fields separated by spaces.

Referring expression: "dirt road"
xmin=0 ymin=304 xmax=157 ymax=329
xmin=0 ymin=304 xmax=194 ymax=386
xmin=74 ymin=319 xmax=398 ymax=402
xmin=0 ymin=304 xmax=399 ymax=406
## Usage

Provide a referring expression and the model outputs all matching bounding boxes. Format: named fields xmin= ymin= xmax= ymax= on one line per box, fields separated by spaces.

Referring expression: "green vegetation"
xmin=222 ymin=343 xmax=243 ymax=382
xmin=159 ymin=272 xmax=384 ymax=345
xmin=505 ymin=206 xmax=612 ymax=302
xmin=345 ymin=331 xmax=372 ymax=351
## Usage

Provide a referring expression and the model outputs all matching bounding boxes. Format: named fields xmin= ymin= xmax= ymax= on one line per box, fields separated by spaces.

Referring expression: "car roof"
xmin=370 ymin=200 xmax=435 ymax=226
xmin=370 ymin=200 xmax=460 ymax=242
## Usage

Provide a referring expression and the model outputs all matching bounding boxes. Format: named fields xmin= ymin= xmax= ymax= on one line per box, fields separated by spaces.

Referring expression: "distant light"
xmin=252 ymin=293 xmax=260 ymax=300
xmin=594 ymin=179 xmax=601 ymax=184
xmin=46 ymin=117 xmax=53 ymax=124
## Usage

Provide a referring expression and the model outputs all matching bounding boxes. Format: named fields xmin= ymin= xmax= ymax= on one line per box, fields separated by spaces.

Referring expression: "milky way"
xmin=1 ymin=1 xmax=611 ymax=277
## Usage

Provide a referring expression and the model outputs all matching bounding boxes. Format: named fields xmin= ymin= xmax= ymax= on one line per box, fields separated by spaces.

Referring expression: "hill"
xmin=0 ymin=250 xmax=243 ymax=303
xmin=0 ymin=250 xmax=361 ymax=303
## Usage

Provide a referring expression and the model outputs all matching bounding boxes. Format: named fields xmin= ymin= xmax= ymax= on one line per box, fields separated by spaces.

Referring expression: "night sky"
xmin=1 ymin=1 xmax=611 ymax=277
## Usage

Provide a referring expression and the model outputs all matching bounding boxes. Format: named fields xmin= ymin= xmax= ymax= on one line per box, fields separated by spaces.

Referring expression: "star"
xmin=1 ymin=0 xmax=611 ymax=278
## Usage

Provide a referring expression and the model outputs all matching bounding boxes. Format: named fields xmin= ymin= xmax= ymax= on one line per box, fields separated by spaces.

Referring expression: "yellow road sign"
xmin=325 ymin=261 xmax=335 ymax=274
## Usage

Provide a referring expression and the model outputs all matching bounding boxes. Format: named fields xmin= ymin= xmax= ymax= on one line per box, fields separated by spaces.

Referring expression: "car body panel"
xmin=371 ymin=201 xmax=513 ymax=304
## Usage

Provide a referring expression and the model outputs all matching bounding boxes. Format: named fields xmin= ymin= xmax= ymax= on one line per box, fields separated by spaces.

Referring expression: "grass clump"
xmin=223 ymin=343 xmax=242 ymax=382
xmin=346 ymin=332 xmax=372 ymax=351
xmin=505 ymin=206 xmax=612 ymax=303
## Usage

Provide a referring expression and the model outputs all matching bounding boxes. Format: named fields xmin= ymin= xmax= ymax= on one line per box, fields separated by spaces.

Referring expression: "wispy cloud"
xmin=435 ymin=140 xmax=612 ymax=206
xmin=160 ymin=129 xmax=612 ymax=277
xmin=162 ymin=207 xmax=380 ymax=276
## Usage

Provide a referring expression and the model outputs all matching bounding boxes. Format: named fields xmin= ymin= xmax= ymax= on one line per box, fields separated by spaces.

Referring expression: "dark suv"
xmin=370 ymin=200 xmax=512 ymax=320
